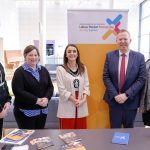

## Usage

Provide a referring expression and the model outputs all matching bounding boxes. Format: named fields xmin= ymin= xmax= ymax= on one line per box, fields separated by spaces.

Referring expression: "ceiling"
xmin=15 ymin=0 xmax=145 ymax=9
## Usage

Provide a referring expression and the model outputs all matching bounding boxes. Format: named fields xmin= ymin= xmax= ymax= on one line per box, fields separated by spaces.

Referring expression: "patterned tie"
xmin=119 ymin=54 xmax=126 ymax=93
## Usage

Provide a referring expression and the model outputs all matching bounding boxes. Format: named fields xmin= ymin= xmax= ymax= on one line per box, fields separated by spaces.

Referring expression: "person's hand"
xmin=75 ymin=96 xmax=87 ymax=107
xmin=71 ymin=98 xmax=79 ymax=106
xmin=41 ymin=97 xmax=49 ymax=107
xmin=36 ymin=98 xmax=48 ymax=107
xmin=0 ymin=102 xmax=11 ymax=118
xmin=0 ymin=109 xmax=6 ymax=118
xmin=75 ymin=99 xmax=85 ymax=107
xmin=68 ymin=95 xmax=79 ymax=106
xmin=3 ymin=102 xmax=11 ymax=111
xmin=36 ymin=98 xmax=44 ymax=107
xmin=115 ymin=93 xmax=128 ymax=104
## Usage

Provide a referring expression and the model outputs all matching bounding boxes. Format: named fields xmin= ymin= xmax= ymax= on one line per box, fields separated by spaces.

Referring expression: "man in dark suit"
xmin=103 ymin=29 xmax=146 ymax=128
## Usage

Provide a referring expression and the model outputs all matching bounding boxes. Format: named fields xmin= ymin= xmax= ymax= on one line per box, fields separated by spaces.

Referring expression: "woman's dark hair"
xmin=23 ymin=45 xmax=40 ymax=59
xmin=63 ymin=44 xmax=85 ymax=75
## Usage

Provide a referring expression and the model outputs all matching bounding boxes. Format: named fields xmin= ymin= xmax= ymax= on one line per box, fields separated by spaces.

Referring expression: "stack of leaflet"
xmin=30 ymin=136 xmax=54 ymax=150
xmin=59 ymin=132 xmax=86 ymax=150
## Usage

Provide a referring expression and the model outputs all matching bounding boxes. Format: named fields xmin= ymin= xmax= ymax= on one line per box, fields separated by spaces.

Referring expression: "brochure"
xmin=59 ymin=132 xmax=81 ymax=144
xmin=61 ymin=142 xmax=86 ymax=150
xmin=0 ymin=129 xmax=35 ymax=145
xmin=112 ymin=132 xmax=130 ymax=145
xmin=59 ymin=132 xmax=86 ymax=150
xmin=30 ymin=136 xmax=54 ymax=150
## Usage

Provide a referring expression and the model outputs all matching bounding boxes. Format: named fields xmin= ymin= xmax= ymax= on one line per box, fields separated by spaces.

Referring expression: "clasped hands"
xmin=115 ymin=93 xmax=128 ymax=104
xmin=36 ymin=97 xmax=48 ymax=107
xmin=72 ymin=98 xmax=85 ymax=107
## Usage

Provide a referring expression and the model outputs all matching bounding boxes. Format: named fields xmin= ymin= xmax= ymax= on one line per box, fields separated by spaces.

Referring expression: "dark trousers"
xmin=142 ymin=111 xmax=150 ymax=126
xmin=0 ymin=119 xmax=3 ymax=139
xmin=109 ymin=106 xmax=137 ymax=128
xmin=14 ymin=107 xmax=47 ymax=129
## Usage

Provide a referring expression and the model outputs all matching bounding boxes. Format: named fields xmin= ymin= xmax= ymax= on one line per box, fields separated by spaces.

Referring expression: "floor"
xmin=134 ymin=112 xmax=144 ymax=127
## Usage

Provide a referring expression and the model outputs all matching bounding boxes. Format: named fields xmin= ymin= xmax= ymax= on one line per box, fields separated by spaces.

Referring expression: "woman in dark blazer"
xmin=12 ymin=45 xmax=54 ymax=129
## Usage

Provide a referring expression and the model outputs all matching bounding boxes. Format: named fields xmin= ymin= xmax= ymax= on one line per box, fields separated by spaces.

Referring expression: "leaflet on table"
xmin=0 ymin=129 xmax=35 ymax=145
xmin=61 ymin=142 xmax=86 ymax=150
xmin=59 ymin=132 xmax=86 ymax=150
xmin=30 ymin=136 xmax=54 ymax=150
xmin=59 ymin=132 xmax=82 ymax=144
xmin=112 ymin=132 xmax=130 ymax=145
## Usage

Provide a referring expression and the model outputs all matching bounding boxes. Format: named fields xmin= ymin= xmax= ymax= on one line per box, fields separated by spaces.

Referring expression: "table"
xmin=1 ymin=128 xmax=150 ymax=150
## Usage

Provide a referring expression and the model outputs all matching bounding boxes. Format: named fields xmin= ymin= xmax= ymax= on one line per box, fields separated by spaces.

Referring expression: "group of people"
xmin=0 ymin=45 xmax=54 ymax=138
xmin=0 ymin=29 xmax=149 ymax=138
xmin=0 ymin=43 xmax=90 ymax=138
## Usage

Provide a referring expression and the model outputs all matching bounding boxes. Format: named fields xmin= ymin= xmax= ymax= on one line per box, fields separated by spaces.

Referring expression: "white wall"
xmin=18 ymin=3 xmax=141 ymax=54
xmin=19 ymin=7 xmax=39 ymax=51
xmin=0 ymin=0 xmax=141 ymax=55
xmin=0 ymin=0 xmax=20 ymax=50
xmin=114 ymin=0 xmax=140 ymax=51
xmin=18 ymin=4 xmax=67 ymax=57
xmin=128 ymin=6 xmax=140 ymax=51
xmin=46 ymin=5 xmax=67 ymax=57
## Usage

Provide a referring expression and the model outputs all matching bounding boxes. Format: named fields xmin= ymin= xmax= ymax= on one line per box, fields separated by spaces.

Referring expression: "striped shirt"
xmin=20 ymin=63 xmax=48 ymax=117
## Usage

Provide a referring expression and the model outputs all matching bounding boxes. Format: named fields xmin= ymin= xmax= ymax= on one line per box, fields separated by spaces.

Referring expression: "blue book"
xmin=112 ymin=132 xmax=130 ymax=145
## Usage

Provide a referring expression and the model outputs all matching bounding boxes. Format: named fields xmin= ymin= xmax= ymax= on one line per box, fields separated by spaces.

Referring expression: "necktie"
xmin=119 ymin=54 xmax=126 ymax=93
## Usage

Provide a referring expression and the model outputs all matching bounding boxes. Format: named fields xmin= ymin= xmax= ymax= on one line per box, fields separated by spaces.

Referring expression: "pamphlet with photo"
xmin=59 ymin=132 xmax=86 ymax=150
xmin=30 ymin=136 xmax=54 ymax=150
xmin=0 ymin=129 xmax=35 ymax=145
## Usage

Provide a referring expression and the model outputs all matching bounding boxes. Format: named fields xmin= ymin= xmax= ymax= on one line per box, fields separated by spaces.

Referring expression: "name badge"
xmin=74 ymin=79 xmax=79 ymax=89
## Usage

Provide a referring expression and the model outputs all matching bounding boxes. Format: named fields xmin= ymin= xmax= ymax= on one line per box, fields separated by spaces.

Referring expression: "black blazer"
xmin=0 ymin=63 xmax=11 ymax=112
xmin=12 ymin=65 xmax=54 ymax=109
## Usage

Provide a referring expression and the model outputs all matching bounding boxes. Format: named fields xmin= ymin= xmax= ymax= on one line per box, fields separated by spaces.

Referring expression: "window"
xmin=139 ymin=0 xmax=150 ymax=61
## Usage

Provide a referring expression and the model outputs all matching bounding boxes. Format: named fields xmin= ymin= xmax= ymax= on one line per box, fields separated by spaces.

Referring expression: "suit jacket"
xmin=103 ymin=50 xmax=146 ymax=109
xmin=139 ymin=59 xmax=150 ymax=111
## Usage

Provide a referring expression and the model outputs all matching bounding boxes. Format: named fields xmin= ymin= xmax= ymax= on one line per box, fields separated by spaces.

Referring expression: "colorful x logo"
xmin=102 ymin=14 xmax=122 ymax=40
